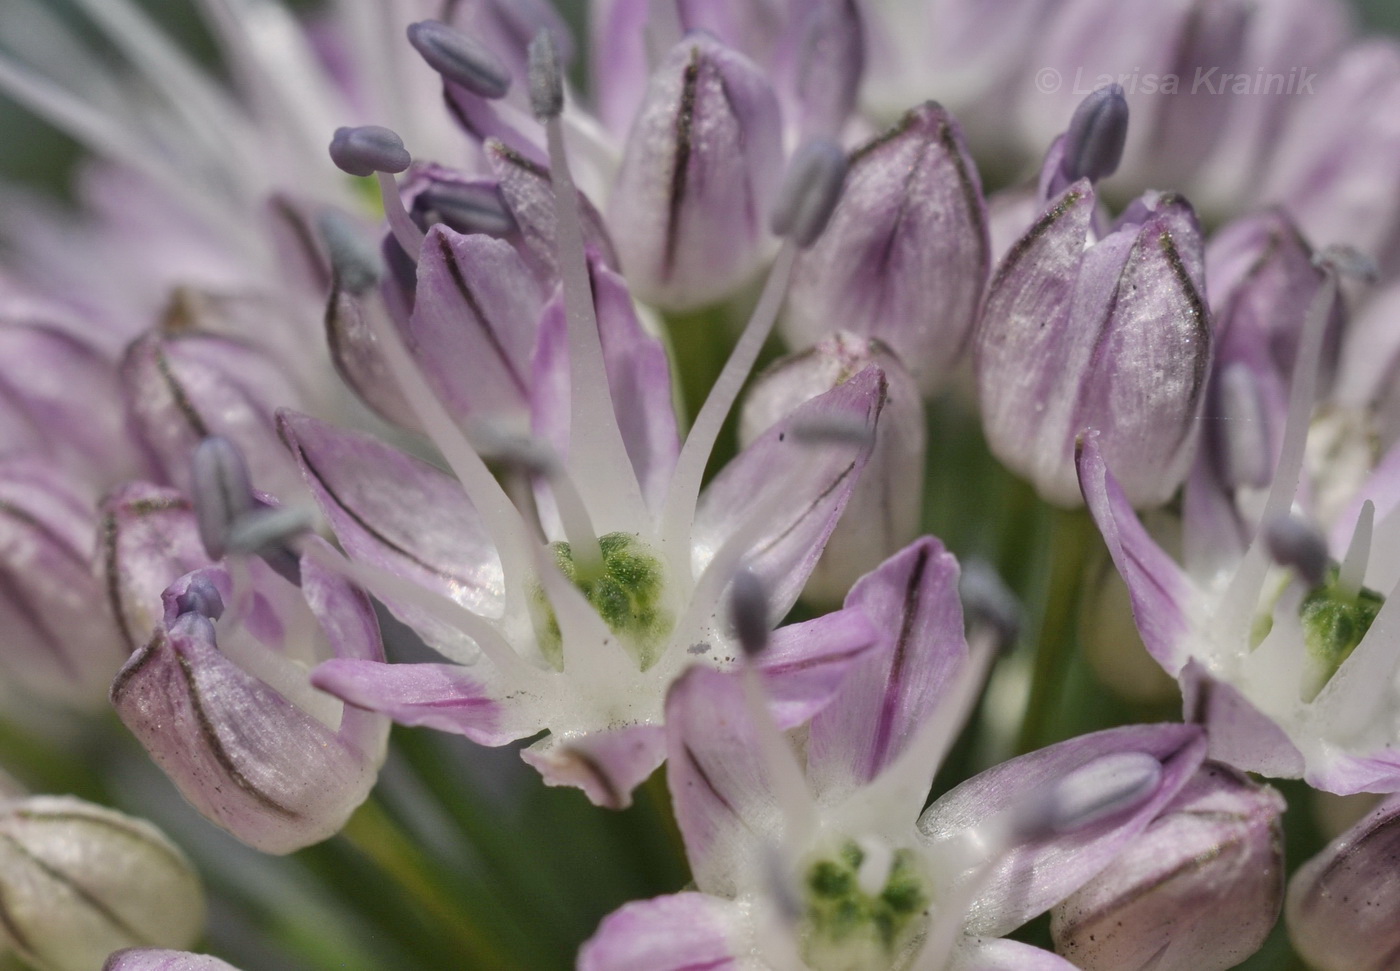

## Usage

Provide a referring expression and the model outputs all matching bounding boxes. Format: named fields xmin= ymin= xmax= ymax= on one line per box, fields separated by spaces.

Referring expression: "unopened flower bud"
xmin=0 ymin=795 xmax=205 ymax=971
xmin=111 ymin=549 xmax=390 ymax=853
xmin=1287 ymin=793 xmax=1400 ymax=971
xmin=608 ymin=34 xmax=783 ymax=310
xmin=976 ymin=188 xmax=1210 ymax=507
xmin=741 ymin=334 xmax=922 ymax=605
xmin=784 ymin=103 xmax=989 ymax=392
xmin=105 ymin=950 xmax=240 ymax=971
xmin=1052 ymin=763 xmax=1285 ymax=971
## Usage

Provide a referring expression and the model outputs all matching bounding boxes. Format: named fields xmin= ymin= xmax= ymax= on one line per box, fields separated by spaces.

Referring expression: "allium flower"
xmin=580 ymin=538 xmax=1207 ymax=970
xmin=105 ymin=952 xmax=240 ymax=971
xmin=1078 ymin=244 xmax=1400 ymax=792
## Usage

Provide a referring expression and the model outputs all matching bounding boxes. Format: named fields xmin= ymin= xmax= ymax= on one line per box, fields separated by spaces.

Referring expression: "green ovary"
xmin=1300 ymin=567 xmax=1385 ymax=688
xmin=802 ymin=841 xmax=930 ymax=970
xmin=531 ymin=532 xmax=672 ymax=670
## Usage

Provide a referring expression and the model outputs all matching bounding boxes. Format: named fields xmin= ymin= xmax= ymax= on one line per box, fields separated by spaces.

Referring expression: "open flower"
xmin=581 ymin=538 xmax=1207 ymax=969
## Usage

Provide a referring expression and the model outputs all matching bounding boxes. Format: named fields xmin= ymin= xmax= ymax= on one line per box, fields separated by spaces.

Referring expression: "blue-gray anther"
xmin=770 ymin=139 xmax=847 ymax=248
xmin=1216 ymin=363 xmax=1271 ymax=488
xmin=1059 ymin=84 xmax=1128 ymax=185
xmin=1034 ymin=753 xmax=1161 ymax=837
xmin=527 ymin=29 xmax=563 ymax=120
xmin=328 ymin=125 xmax=412 ymax=177
xmin=1316 ymin=244 xmax=1379 ymax=283
xmin=191 ymin=436 xmax=255 ymax=560
xmin=318 ymin=210 xmax=383 ymax=295
xmin=959 ymin=558 xmax=1021 ymax=649
xmin=406 ymin=21 xmax=512 ymax=99
xmin=729 ymin=566 xmax=771 ymax=659
xmin=416 ymin=182 xmax=518 ymax=237
xmin=226 ymin=506 xmax=314 ymax=586
xmin=174 ymin=577 xmax=225 ymax=621
xmin=789 ymin=413 xmax=875 ymax=448
xmin=1263 ymin=513 xmax=1329 ymax=589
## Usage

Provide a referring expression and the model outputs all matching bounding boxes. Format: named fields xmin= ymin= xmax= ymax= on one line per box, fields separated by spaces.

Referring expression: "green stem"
xmin=1016 ymin=507 xmax=1098 ymax=753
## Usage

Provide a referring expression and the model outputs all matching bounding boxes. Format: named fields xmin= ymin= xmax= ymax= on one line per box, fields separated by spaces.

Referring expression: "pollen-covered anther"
xmin=770 ymin=138 xmax=848 ymax=248
xmin=406 ymin=21 xmax=511 ymax=99
xmin=328 ymin=125 xmax=411 ymax=177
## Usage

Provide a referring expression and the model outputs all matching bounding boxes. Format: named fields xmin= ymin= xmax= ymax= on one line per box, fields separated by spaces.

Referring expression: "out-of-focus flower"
xmin=580 ymin=539 xmax=1207 ymax=970
xmin=1051 ymin=762 xmax=1286 ymax=971
xmin=1287 ymin=791 xmax=1400 ymax=971
xmin=0 ymin=794 xmax=205 ymax=971
xmin=740 ymin=333 xmax=924 ymax=605
xmin=105 ymin=951 xmax=240 ymax=971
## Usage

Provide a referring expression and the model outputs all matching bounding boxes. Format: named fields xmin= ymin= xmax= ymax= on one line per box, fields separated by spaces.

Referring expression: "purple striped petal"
xmin=1077 ymin=434 xmax=1194 ymax=674
xmin=521 ymin=725 xmax=667 ymax=810
xmin=1181 ymin=660 xmax=1306 ymax=781
xmin=807 ymin=538 xmax=966 ymax=802
xmin=958 ymin=938 xmax=1081 ymax=971
xmin=693 ymin=366 xmax=885 ymax=621
xmin=579 ymin=892 xmax=746 ymax=971
xmin=756 ymin=605 xmax=879 ymax=730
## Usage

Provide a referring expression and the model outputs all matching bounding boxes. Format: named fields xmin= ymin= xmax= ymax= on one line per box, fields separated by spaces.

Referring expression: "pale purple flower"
xmin=581 ymin=539 xmax=1207 ymax=969
xmin=105 ymin=952 xmax=240 ymax=971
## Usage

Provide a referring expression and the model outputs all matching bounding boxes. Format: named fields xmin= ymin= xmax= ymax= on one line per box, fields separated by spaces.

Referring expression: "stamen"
xmin=173 ymin=576 xmax=224 ymax=621
xmin=329 ymin=125 xmax=412 ymax=177
xmin=378 ymin=171 xmax=425 ymax=264
xmin=1263 ymin=513 xmax=1329 ymax=590
xmin=416 ymin=182 xmax=518 ymax=237
xmin=959 ymin=558 xmax=1022 ymax=650
xmin=527 ymin=30 xmax=564 ymax=121
xmin=1339 ymin=500 xmax=1375 ymax=600
xmin=663 ymin=144 xmax=847 ymax=554
xmin=535 ymin=29 xmax=648 ymax=535
xmin=191 ymin=436 xmax=255 ymax=560
xmin=320 ymin=209 xmax=383 ymax=295
xmin=1058 ymin=84 xmax=1129 ymax=186
xmin=1216 ymin=363 xmax=1272 ymax=489
xmin=854 ymin=837 xmax=896 ymax=897
xmin=769 ymin=138 xmax=848 ymax=248
xmin=406 ymin=21 xmax=512 ymax=99
xmin=224 ymin=506 xmax=315 ymax=557
xmin=788 ymin=413 xmax=876 ymax=448
xmin=315 ymin=213 xmax=538 ymax=595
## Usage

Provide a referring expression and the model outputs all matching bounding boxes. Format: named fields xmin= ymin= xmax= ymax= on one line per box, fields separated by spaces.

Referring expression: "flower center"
xmin=801 ymin=839 xmax=930 ymax=970
xmin=1300 ymin=566 xmax=1385 ymax=693
xmin=532 ymin=532 xmax=672 ymax=670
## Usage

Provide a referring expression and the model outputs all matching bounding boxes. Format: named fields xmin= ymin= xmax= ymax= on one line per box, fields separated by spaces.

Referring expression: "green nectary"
xmin=531 ymin=532 xmax=673 ymax=670
xmin=1300 ymin=567 xmax=1385 ymax=686
xmin=802 ymin=840 xmax=930 ymax=969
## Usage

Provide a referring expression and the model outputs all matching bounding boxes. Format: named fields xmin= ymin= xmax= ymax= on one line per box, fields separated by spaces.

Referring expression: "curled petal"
xmin=521 ymin=726 xmax=667 ymax=811
xmin=579 ymin=892 xmax=748 ymax=971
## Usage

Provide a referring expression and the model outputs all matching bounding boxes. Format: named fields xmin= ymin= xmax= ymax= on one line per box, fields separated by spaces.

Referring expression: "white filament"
xmin=1339 ymin=500 xmax=1375 ymax=600
xmin=377 ymin=171 xmax=425 ymax=263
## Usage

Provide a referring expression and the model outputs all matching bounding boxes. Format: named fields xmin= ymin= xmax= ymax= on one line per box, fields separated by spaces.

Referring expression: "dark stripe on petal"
xmin=434 ymin=232 xmax=530 ymax=397
xmin=867 ymin=545 xmax=930 ymax=776
xmin=663 ymin=49 xmax=701 ymax=280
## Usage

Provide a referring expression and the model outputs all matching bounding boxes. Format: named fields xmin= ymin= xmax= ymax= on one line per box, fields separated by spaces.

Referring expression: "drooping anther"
xmin=318 ymin=210 xmax=383 ymax=295
xmin=788 ymin=412 xmax=876 ymax=448
xmin=770 ymin=138 xmax=847 ymax=248
xmin=1315 ymin=244 xmax=1379 ymax=283
xmin=173 ymin=576 xmax=225 ymax=621
xmin=191 ymin=436 xmax=255 ymax=560
xmin=527 ymin=29 xmax=564 ymax=121
xmin=416 ymin=182 xmax=518 ymax=237
xmin=1058 ymin=84 xmax=1128 ymax=186
xmin=406 ymin=21 xmax=512 ymax=99
xmin=224 ymin=506 xmax=315 ymax=558
xmin=329 ymin=125 xmax=412 ymax=178
xmin=1263 ymin=512 xmax=1329 ymax=590
xmin=1029 ymin=752 xmax=1162 ymax=837
xmin=959 ymin=558 xmax=1021 ymax=650
xmin=729 ymin=566 xmax=771 ymax=659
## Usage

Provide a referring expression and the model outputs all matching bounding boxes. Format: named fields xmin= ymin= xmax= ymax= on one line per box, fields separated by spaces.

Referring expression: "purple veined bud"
xmin=120 ymin=328 xmax=308 ymax=505
xmin=783 ymin=102 xmax=990 ymax=393
xmin=740 ymin=333 xmax=923 ymax=604
xmin=0 ymin=795 xmax=205 ymax=971
xmin=406 ymin=21 xmax=512 ymax=99
xmin=607 ymin=33 xmax=784 ymax=310
xmin=328 ymin=125 xmax=412 ymax=177
xmin=110 ymin=548 xmax=390 ymax=854
xmin=975 ymin=187 xmax=1211 ymax=507
xmin=0 ymin=320 xmax=150 ymax=487
xmin=1052 ymin=763 xmax=1286 ymax=971
xmin=0 ymin=459 xmax=129 ymax=707
xmin=1288 ymin=793 xmax=1400 ymax=971
xmin=105 ymin=950 xmax=241 ymax=971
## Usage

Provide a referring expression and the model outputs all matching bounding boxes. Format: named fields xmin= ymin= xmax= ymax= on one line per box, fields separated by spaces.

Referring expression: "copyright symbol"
xmin=1035 ymin=68 xmax=1062 ymax=94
